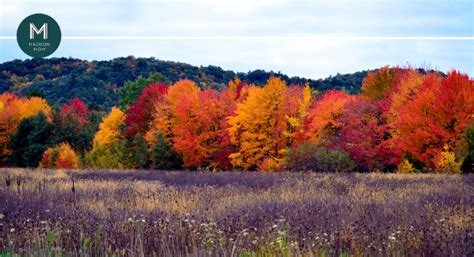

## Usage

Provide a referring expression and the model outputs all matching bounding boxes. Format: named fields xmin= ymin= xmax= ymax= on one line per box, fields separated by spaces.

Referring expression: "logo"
xmin=17 ymin=13 xmax=61 ymax=58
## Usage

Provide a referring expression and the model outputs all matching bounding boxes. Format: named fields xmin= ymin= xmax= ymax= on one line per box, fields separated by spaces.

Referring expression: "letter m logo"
xmin=29 ymin=23 xmax=48 ymax=39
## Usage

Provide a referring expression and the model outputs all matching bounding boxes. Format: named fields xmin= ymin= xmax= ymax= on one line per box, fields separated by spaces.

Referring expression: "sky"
xmin=0 ymin=0 xmax=473 ymax=79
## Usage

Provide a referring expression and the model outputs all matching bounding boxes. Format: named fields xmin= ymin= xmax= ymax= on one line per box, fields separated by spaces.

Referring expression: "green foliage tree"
xmin=287 ymin=142 xmax=356 ymax=172
xmin=461 ymin=126 xmax=474 ymax=173
xmin=86 ymin=140 xmax=132 ymax=169
xmin=133 ymin=135 xmax=149 ymax=169
xmin=150 ymin=133 xmax=182 ymax=170
xmin=10 ymin=111 xmax=53 ymax=167
xmin=51 ymin=110 xmax=102 ymax=156
xmin=118 ymin=72 xmax=170 ymax=109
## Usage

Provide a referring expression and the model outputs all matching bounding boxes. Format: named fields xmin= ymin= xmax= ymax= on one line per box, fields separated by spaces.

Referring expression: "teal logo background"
xmin=17 ymin=13 xmax=61 ymax=58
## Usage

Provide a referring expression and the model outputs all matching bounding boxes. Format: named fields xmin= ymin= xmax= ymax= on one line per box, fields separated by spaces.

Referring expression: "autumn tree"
xmin=387 ymin=69 xmax=424 ymax=127
xmin=0 ymin=94 xmax=51 ymax=166
xmin=0 ymin=93 xmax=22 ymax=165
xmin=304 ymin=90 xmax=354 ymax=145
xmin=119 ymin=72 xmax=170 ymax=109
xmin=86 ymin=107 xmax=130 ymax=168
xmin=362 ymin=66 xmax=400 ymax=101
xmin=228 ymin=77 xmax=306 ymax=170
xmin=395 ymin=71 xmax=474 ymax=168
xmin=124 ymin=83 xmax=168 ymax=138
xmin=330 ymin=97 xmax=400 ymax=171
xmin=172 ymin=87 xmax=236 ymax=168
xmin=52 ymin=98 xmax=97 ymax=155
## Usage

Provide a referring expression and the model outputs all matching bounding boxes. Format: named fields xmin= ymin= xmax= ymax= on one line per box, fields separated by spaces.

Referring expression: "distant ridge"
xmin=0 ymin=56 xmax=372 ymax=110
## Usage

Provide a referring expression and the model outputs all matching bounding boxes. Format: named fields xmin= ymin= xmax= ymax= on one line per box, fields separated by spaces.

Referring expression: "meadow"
xmin=0 ymin=169 xmax=472 ymax=256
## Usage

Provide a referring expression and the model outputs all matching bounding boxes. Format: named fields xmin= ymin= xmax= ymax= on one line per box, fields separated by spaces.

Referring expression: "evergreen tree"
xmin=10 ymin=111 xmax=52 ymax=167
xmin=151 ymin=133 xmax=182 ymax=170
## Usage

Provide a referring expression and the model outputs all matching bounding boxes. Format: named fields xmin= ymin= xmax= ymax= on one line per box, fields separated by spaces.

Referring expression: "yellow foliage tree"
xmin=19 ymin=97 xmax=52 ymax=120
xmin=87 ymin=107 xmax=129 ymax=169
xmin=93 ymin=107 xmax=125 ymax=147
xmin=436 ymin=145 xmax=461 ymax=173
xmin=228 ymin=77 xmax=301 ymax=171
xmin=362 ymin=66 xmax=397 ymax=100
xmin=396 ymin=159 xmax=415 ymax=174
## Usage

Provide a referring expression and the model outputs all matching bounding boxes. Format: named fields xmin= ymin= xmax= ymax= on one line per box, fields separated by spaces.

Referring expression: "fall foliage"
xmin=0 ymin=93 xmax=51 ymax=166
xmin=40 ymin=143 xmax=79 ymax=169
xmin=228 ymin=77 xmax=308 ymax=170
xmin=395 ymin=71 xmax=474 ymax=167
xmin=93 ymin=107 xmax=125 ymax=148
xmin=304 ymin=90 xmax=353 ymax=144
xmin=1 ymin=67 xmax=472 ymax=172
xmin=124 ymin=83 xmax=168 ymax=138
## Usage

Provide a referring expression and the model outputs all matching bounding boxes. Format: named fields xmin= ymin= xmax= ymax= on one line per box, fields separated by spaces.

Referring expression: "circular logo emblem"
xmin=17 ymin=13 xmax=61 ymax=58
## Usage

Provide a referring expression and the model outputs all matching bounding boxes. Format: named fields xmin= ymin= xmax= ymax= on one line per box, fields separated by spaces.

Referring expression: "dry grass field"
xmin=0 ymin=169 xmax=473 ymax=256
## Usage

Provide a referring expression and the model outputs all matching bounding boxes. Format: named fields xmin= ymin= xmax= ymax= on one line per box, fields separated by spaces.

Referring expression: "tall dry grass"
xmin=0 ymin=169 xmax=472 ymax=256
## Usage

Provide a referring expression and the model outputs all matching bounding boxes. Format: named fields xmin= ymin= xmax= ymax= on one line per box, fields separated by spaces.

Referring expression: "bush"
xmin=396 ymin=159 xmax=415 ymax=174
xmin=85 ymin=141 xmax=132 ymax=169
xmin=436 ymin=145 xmax=461 ymax=174
xmin=287 ymin=142 xmax=356 ymax=172
xmin=39 ymin=142 xmax=79 ymax=169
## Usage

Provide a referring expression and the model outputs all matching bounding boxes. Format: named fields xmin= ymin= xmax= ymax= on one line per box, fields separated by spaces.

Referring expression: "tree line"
xmin=0 ymin=66 xmax=472 ymax=173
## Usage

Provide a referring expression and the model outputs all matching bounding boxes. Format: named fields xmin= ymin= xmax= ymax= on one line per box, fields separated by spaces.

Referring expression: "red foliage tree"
xmin=330 ymin=97 xmax=400 ymax=171
xmin=124 ymin=83 xmax=168 ymax=138
xmin=396 ymin=71 xmax=474 ymax=167
xmin=60 ymin=98 xmax=90 ymax=125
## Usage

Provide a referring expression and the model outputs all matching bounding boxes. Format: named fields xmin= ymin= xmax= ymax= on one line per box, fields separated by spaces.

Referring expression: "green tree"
xmin=287 ymin=142 xmax=356 ymax=172
xmin=10 ymin=111 xmax=53 ymax=167
xmin=151 ymin=133 xmax=182 ymax=170
xmin=461 ymin=126 xmax=474 ymax=173
xmin=133 ymin=135 xmax=149 ymax=169
xmin=118 ymin=72 xmax=170 ymax=109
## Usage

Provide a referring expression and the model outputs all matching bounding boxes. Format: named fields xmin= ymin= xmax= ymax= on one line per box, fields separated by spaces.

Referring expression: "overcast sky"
xmin=0 ymin=0 xmax=472 ymax=79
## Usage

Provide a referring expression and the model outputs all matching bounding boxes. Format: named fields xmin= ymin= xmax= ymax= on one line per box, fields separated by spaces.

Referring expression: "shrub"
xmin=85 ymin=141 xmax=131 ymax=169
xmin=39 ymin=143 xmax=79 ymax=169
xmin=435 ymin=145 xmax=461 ymax=174
xmin=396 ymin=159 xmax=415 ymax=174
xmin=287 ymin=142 xmax=356 ymax=172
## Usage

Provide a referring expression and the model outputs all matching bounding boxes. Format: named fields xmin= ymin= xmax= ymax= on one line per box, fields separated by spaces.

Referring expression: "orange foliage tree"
xmin=0 ymin=93 xmax=51 ymax=165
xmin=172 ymin=88 xmax=236 ymax=168
xmin=395 ymin=71 xmax=474 ymax=168
xmin=304 ymin=90 xmax=354 ymax=145
xmin=228 ymin=77 xmax=309 ymax=171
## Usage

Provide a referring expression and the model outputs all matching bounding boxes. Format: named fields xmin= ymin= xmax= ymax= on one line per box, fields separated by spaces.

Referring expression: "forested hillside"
xmin=0 ymin=56 xmax=368 ymax=110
